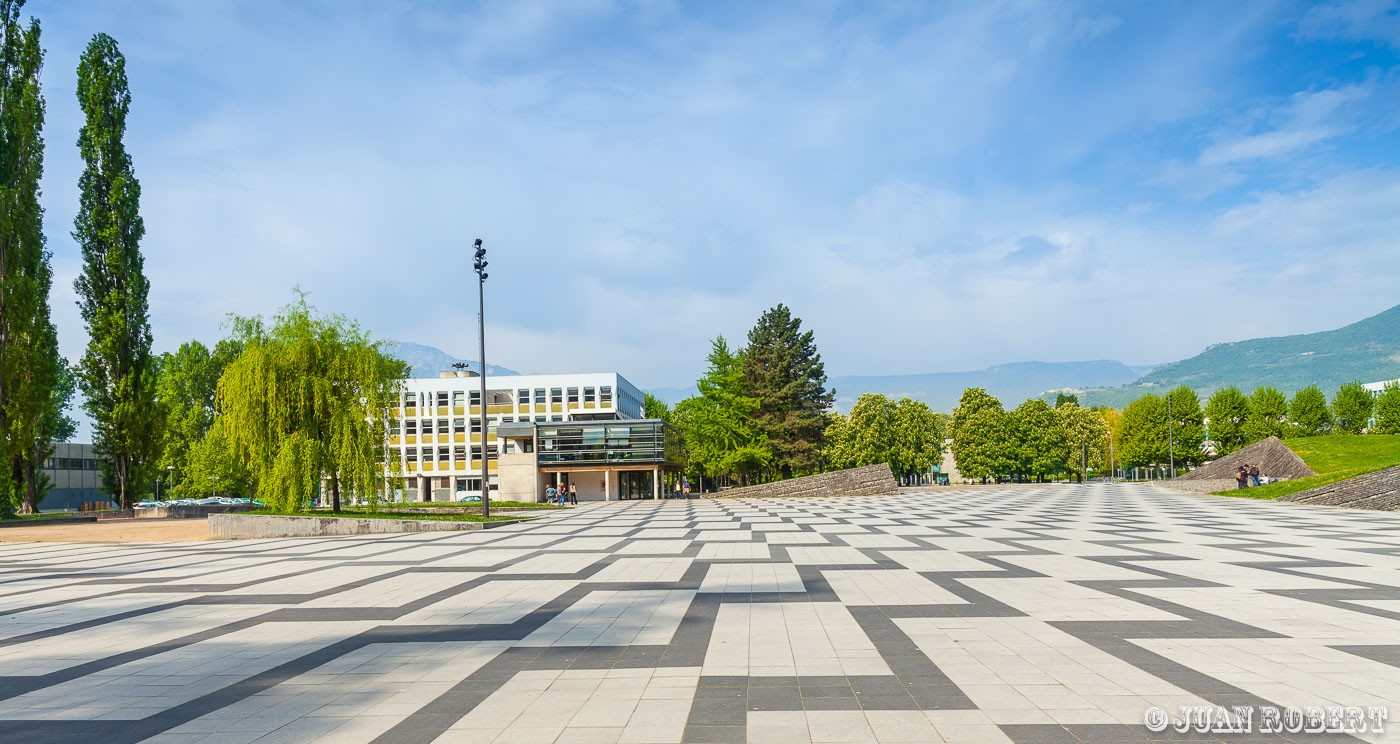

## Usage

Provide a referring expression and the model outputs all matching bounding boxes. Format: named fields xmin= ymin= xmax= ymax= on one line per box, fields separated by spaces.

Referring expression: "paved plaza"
xmin=1 ymin=485 xmax=1398 ymax=744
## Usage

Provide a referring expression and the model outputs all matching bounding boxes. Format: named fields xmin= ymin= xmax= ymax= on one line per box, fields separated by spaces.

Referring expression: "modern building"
xmin=39 ymin=442 xmax=111 ymax=510
xmin=385 ymin=370 xmax=684 ymax=502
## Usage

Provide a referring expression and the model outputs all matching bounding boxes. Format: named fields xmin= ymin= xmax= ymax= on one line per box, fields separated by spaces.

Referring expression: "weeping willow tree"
xmin=218 ymin=295 xmax=406 ymax=512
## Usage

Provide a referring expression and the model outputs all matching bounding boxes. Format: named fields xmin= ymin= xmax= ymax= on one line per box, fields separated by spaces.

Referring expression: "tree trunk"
xmin=13 ymin=455 xmax=31 ymax=514
xmin=23 ymin=455 xmax=39 ymax=514
xmin=331 ymin=472 xmax=341 ymax=513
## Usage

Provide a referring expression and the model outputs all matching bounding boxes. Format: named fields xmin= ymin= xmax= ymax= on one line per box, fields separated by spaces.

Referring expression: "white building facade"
xmin=386 ymin=371 xmax=646 ymax=502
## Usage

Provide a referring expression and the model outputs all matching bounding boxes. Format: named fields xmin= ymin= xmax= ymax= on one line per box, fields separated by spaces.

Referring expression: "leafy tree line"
xmin=825 ymin=393 xmax=944 ymax=478
xmin=948 ymin=389 xmax=1109 ymax=483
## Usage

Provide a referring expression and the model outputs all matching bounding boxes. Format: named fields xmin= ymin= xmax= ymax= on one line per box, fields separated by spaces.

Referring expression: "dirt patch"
xmin=0 ymin=517 xmax=211 ymax=543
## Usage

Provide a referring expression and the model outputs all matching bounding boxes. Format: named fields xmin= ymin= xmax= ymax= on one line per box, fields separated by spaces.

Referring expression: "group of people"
xmin=545 ymin=483 xmax=578 ymax=505
xmin=1235 ymin=464 xmax=1271 ymax=488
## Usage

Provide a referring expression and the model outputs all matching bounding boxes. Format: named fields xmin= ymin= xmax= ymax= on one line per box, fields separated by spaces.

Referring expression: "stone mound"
xmin=1278 ymin=465 xmax=1400 ymax=511
xmin=1175 ymin=436 xmax=1316 ymax=482
xmin=711 ymin=463 xmax=899 ymax=499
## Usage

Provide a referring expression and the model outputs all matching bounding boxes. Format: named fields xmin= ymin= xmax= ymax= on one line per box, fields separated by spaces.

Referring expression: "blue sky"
xmin=27 ymin=0 xmax=1400 ymax=396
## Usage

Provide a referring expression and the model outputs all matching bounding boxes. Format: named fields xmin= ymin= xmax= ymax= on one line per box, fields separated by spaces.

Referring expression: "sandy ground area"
xmin=0 ymin=518 xmax=210 ymax=543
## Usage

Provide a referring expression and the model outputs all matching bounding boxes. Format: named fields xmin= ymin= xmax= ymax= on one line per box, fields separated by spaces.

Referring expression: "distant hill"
xmin=384 ymin=341 xmax=519 ymax=379
xmin=1071 ymin=303 xmax=1400 ymax=407
xmin=648 ymin=359 xmax=1153 ymax=413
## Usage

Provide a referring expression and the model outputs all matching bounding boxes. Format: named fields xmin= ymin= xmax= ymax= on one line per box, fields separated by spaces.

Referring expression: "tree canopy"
xmin=1204 ymin=386 xmax=1249 ymax=456
xmin=217 ymin=296 xmax=406 ymax=512
xmin=1331 ymin=381 xmax=1373 ymax=434
xmin=742 ymin=304 xmax=833 ymax=478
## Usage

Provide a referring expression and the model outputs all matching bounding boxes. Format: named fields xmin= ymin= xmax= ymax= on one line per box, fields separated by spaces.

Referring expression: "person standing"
xmin=545 ymin=483 xmax=557 ymax=504
xmin=1236 ymin=466 xmax=1247 ymax=489
xmin=568 ymin=483 xmax=578 ymax=505
xmin=1249 ymin=464 xmax=1260 ymax=488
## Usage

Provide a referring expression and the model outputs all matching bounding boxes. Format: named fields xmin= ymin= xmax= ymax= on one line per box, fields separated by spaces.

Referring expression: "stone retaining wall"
xmin=1278 ymin=465 xmax=1400 ymax=511
xmin=208 ymin=513 xmax=509 ymax=539
xmin=709 ymin=463 xmax=900 ymax=500
xmin=96 ymin=504 xmax=259 ymax=521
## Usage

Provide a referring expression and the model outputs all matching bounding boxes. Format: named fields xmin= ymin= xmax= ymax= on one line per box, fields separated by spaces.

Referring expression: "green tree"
xmin=1119 ymin=394 xmax=1167 ymax=468
xmin=1054 ymin=392 xmax=1079 ymax=408
xmin=1372 ymin=382 xmax=1400 ymax=435
xmin=824 ymin=394 xmax=894 ymax=471
xmin=1288 ymin=385 xmax=1331 ymax=436
xmin=1204 ymin=386 xmax=1249 ymax=455
xmin=1331 ymin=381 xmax=1373 ymax=434
xmin=673 ymin=337 xmax=770 ymax=485
xmin=949 ymin=388 xmax=1010 ymax=483
xmin=891 ymin=397 xmax=943 ymax=476
xmin=1009 ymin=398 xmax=1065 ymax=482
xmin=742 ymin=304 xmax=834 ymax=479
xmin=217 ymin=296 xmax=407 ymax=512
xmin=1164 ymin=386 xmax=1206 ymax=466
xmin=643 ymin=392 xmax=670 ymax=421
xmin=1057 ymin=402 xmax=1109 ymax=478
xmin=1 ymin=0 xmax=62 ymax=516
xmin=1243 ymin=386 xmax=1288 ymax=443
xmin=72 ymin=33 xmax=161 ymax=508
xmin=178 ymin=417 xmax=251 ymax=499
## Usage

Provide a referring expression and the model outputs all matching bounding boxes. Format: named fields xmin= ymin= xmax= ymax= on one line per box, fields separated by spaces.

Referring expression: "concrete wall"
xmin=209 ymin=513 xmax=496 ymax=539
xmin=497 ymin=451 xmax=540 ymax=503
xmin=710 ymin=463 xmax=900 ymax=500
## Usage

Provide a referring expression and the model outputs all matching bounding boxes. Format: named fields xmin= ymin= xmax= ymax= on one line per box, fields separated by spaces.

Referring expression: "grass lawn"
xmin=0 ymin=512 xmax=95 ymax=522
xmin=1214 ymin=434 xmax=1400 ymax=499
xmin=250 ymin=508 xmax=529 ymax=523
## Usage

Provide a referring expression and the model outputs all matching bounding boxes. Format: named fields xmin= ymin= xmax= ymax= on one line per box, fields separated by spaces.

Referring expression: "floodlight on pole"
xmin=473 ymin=238 xmax=491 ymax=519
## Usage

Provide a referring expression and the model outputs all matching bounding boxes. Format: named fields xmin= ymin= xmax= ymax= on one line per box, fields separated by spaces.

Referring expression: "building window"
xmin=584 ymin=386 xmax=595 ymax=403
xmin=421 ymin=420 xmax=431 ymax=436
xmin=453 ymin=445 xmax=466 ymax=461
xmin=518 ymin=389 xmax=529 ymax=406
xmin=438 ymin=447 xmax=449 ymax=463
xmin=438 ymin=419 xmax=449 ymax=435
xmin=567 ymin=387 xmax=579 ymax=404
xmin=452 ymin=390 xmax=464 ymax=407
xmin=404 ymin=392 xmax=416 ymax=409
xmin=551 ymin=388 xmax=563 ymax=405
xmin=534 ymin=388 xmax=545 ymax=407
xmin=535 ymin=416 xmax=546 ymax=423
xmin=470 ymin=444 xmax=499 ymax=461
xmin=406 ymin=447 xmax=417 ymax=462
xmin=552 ymin=416 xmax=563 ymax=422
xmin=406 ymin=420 xmax=417 ymax=436
xmin=389 ymin=420 xmax=401 ymax=436
xmin=437 ymin=391 xmax=448 ymax=407
xmin=501 ymin=417 xmax=513 ymax=424
xmin=471 ymin=419 xmax=482 ymax=434
xmin=453 ymin=418 xmax=465 ymax=435
xmin=601 ymin=386 xmax=613 ymax=405
xmin=469 ymin=390 xmax=481 ymax=406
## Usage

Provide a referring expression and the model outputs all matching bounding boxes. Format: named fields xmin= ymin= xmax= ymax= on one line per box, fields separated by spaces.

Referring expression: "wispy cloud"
xmin=24 ymin=0 xmax=1400 ymax=410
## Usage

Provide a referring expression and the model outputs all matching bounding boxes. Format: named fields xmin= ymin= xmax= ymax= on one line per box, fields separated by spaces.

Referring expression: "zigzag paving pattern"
xmin=1 ymin=485 xmax=1398 ymax=743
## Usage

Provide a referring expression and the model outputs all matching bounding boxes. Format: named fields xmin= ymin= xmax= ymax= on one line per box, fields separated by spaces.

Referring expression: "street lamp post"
xmin=473 ymin=238 xmax=491 ymax=519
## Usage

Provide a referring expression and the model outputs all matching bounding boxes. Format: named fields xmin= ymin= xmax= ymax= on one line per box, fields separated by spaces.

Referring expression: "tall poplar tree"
xmin=72 ymin=33 xmax=159 ymax=508
xmin=1 ymin=0 xmax=62 ymax=515
xmin=741 ymin=304 xmax=833 ymax=479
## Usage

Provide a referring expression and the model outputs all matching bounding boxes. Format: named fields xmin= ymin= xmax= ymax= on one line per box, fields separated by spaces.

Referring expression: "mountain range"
xmin=394 ymin=303 xmax=1400 ymax=413
xmin=1065 ymin=303 xmax=1400 ymax=407
xmin=383 ymin=340 xmax=519 ymax=379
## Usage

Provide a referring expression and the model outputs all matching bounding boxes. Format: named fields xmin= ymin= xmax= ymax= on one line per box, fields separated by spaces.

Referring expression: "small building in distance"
xmin=40 ymin=442 xmax=111 ymax=510
xmin=385 ymin=370 xmax=684 ymax=503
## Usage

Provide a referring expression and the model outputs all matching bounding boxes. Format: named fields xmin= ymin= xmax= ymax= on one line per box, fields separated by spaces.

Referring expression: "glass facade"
xmin=535 ymin=420 xmax=682 ymax=466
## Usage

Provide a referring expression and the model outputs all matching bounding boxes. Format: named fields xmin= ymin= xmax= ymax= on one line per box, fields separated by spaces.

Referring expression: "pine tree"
xmin=741 ymin=305 xmax=834 ymax=479
xmin=72 ymin=33 xmax=160 ymax=508
xmin=1 ymin=0 xmax=61 ymax=515
xmin=1289 ymin=385 xmax=1331 ymax=436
